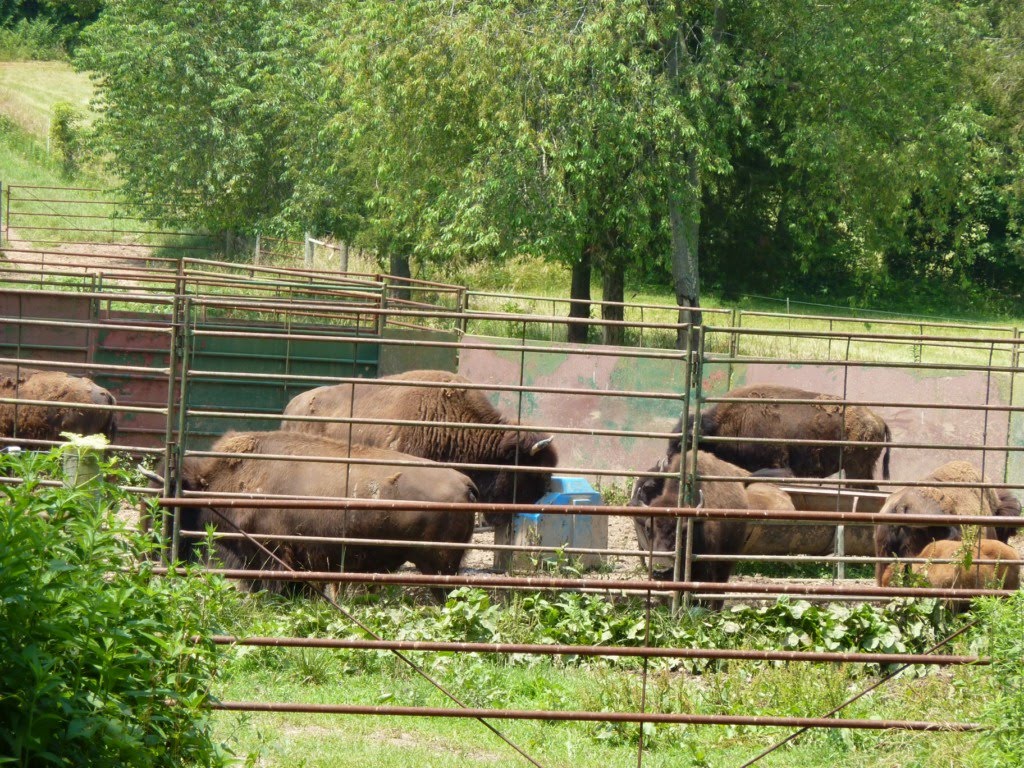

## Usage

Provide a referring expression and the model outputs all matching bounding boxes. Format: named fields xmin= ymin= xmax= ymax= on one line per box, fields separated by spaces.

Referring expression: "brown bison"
xmin=156 ymin=430 xmax=478 ymax=594
xmin=671 ymin=384 xmax=891 ymax=483
xmin=994 ymin=488 xmax=1022 ymax=544
xmin=873 ymin=461 xmax=1005 ymax=585
xmin=0 ymin=364 xmax=117 ymax=443
xmin=880 ymin=539 xmax=1020 ymax=595
xmin=281 ymin=370 xmax=558 ymax=518
xmin=631 ymin=462 xmax=857 ymax=558
xmin=631 ymin=450 xmax=749 ymax=609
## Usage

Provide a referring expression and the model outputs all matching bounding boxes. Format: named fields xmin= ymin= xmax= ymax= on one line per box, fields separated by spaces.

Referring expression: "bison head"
xmin=479 ymin=433 xmax=557 ymax=525
xmin=875 ymin=488 xmax=963 ymax=564
xmin=995 ymin=489 xmax=1021 ymax=544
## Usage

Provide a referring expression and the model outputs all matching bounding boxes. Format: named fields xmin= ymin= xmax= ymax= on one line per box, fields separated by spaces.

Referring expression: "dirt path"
xmin=1 ymin=226 xmax=158 ymax=280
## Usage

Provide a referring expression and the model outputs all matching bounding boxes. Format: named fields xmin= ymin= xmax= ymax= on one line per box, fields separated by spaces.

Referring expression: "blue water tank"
xmin=495 ymin=476 xmax=606 ymax=571
xmin=536 ymin=476 xmax=603 ymax=506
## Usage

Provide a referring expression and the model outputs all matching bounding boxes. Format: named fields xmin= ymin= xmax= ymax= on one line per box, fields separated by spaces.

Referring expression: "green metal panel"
xmin=379 ymin=327 xmax=459 ymax=376
xmin=183 ymin=319 xmax=379 ymax=447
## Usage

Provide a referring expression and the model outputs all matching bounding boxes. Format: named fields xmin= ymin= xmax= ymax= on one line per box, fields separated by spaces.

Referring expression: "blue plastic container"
xmin=495 ymin=476 xmax=607 ymax=570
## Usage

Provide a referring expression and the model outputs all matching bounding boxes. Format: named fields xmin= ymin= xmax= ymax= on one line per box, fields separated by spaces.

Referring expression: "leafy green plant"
xmin=49 ymin=101 xmax=81 ymax=177
xmin=974 ymin=592 xmax=1024 ymax=764
xmin=0 ymin=19 xmax=65 ymax=60
xmin=0 ymin=446 xmax=233 ymax=767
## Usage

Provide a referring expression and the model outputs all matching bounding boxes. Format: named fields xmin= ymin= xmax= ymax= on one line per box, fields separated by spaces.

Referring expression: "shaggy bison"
xmin=157 ymin=430 xmax=478 ymax=594
xmin=631 ymin=450 xmax=749 ymax=609
xmin=0 ymin=364 xmax=117 ymax=443
xmin=880 ymin=539 xmax=1020 ymax=595
xmin=281 ymin=370 xmax=557 ymax=517
xmin=670 ymin=384 xmax=891 ymax=483
xmin=873 ymin=461 xmax=1006 ymax=585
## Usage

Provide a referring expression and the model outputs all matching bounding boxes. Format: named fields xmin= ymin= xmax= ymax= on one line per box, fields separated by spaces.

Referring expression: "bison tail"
xmin=881 ymin=423 xmax=892 ymax=480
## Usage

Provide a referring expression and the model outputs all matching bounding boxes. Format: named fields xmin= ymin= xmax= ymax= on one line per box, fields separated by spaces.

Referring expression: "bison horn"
xmin=138 ymin=466 xmax=165 ymax=484
xmin=530 ymin=436 xmax=553 ymax=456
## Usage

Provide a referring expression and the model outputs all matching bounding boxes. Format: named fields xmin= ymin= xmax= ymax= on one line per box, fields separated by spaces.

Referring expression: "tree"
xmin=334 ymin=1 xmax=740 ymax=343
xmin=78 ymin=0 xmax=341 ymax=237
xmin=333 ymin=1 xmax=984 ymax=341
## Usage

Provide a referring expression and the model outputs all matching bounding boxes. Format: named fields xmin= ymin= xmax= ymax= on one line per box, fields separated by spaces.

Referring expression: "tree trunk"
xmin=669 ymin=151 xmax=702 ymax=350
xmin=568 ymin=250 xmax=592 ymax=344
xmin=388 ymin=251 xmax=412 ymax=303
xmin=601 ymin=254 xmax=626 ymax=346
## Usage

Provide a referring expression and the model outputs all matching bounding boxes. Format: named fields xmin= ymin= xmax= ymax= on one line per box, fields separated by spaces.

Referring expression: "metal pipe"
xmin=208 ymin=636 xmax=985 ymax=666
xmin=151 ymin=567 xmax=1018 ymax=599
xmin=207 ymin=701 xmax=981 ymax=732
xmin=155 ymin=496 xmax=1024 ymax=529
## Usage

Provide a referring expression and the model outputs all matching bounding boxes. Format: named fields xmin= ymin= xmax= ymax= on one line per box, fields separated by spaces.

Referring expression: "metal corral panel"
xmin=378 ymin=327 xmax=458 ymax=376
xmin=0 ymin=290 xmax=93 ymax=364
xmin=183 ymin=320 xmax=379 ymax=448
xmin=460 ymin=334 xmax=1019 ymax=489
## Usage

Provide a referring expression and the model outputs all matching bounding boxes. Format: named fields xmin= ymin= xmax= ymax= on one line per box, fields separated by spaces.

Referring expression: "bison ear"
xmin=384 ymin=472 xmax=402 ymax=486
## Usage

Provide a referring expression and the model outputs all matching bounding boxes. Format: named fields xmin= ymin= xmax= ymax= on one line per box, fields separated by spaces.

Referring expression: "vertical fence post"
xmin=254 ymin=232 xmax=261 ymax=266
xmin=304 ymin=232 xmax=314 ymax=269
xmin=1006 ymin=328 xmax=1020 ymax=484
xmin=170 ymin=294 xmax=194 ymax=564
xmin=340 ymin=241 xmax=349 ymax=273
xmin=0 ymin=180 xmax=4 ymax=246
xmin=672 ymin=324 xmax=703 ymax=615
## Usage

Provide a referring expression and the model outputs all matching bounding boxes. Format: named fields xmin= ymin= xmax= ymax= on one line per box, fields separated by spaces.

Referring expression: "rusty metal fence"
xmin=2 ymin=245 xmax=1022 ymax=763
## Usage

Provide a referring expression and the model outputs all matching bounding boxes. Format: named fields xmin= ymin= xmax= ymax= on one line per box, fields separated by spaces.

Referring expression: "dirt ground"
xmin=1 ymin=226 xmax=162 ymax=286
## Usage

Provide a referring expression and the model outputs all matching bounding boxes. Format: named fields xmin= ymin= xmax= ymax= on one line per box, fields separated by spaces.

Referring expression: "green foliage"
xmin=76 ymin=0 xmax=330 ymax=234
xmin=0 ymin=18 xmax=66 ymax=59
xmin=2 ymin=0 xmax=104 ymax=52
xmin=72 ymin=0 xmax=1024 ymax=314
xmin=974 ymin=592 xmax=1024 ymax=763
xmin=48 ymin=100 xmax=80 ymax=177
xmin=0 ymin=446 xmax=232 ymax=767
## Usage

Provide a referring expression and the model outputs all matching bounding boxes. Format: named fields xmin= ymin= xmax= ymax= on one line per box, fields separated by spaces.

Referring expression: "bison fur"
xmin=880 ymin=538 xmax=1020 ymax=597
xmin=669 ymin=384 xmax=890 ymax=483
xmin=873 ymin=461 xmax=1002 ymax=585
xmin=632 ymin=450 xmax=749 ymax=610
xmin=282 ymin=370 xmax=557 ymax=521
xmin=0 ymin=364 xmax=117 ymax=444
xmin=164 ymin=430 xmax=478 ymax=595
xmin=994 ymin=489 xmax=1022 ymax=544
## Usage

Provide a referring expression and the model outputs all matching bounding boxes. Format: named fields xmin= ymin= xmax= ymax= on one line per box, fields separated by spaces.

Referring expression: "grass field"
xmin=205 ymin=591 xmax=993 ymax=768
xmin=0 ymin=60 xmax=93 ymax=138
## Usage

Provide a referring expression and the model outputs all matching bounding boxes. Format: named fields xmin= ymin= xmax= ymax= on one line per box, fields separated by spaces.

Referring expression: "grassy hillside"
xmin=0 ymin=60 xmax=93 ymax=138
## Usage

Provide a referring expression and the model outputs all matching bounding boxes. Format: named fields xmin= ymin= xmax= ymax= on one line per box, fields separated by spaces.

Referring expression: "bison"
xmin=631 ymin=449 xmax=749 ymax=609
xmin=155 ymin=430 xmax=478 ymax=594
xmin=880 ymin=539 xmax=1021 ymax=596
xmin=281 ymin=370 xmax=558 ymax=518
xmin=0 ymin=364 xmax=117 ymax=444
xmin=873 ymin=461 xmax=1004 ymax=585
xmin=631 ymin=462 xmax=852 ymax=559
xmin=995 ymin=488 xmax=1022 ymax=544
xmin=670 ymin=384 xmax=891 ymax=484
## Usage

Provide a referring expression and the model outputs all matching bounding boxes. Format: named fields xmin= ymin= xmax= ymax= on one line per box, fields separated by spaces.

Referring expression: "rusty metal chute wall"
xmin=0 ymin=275 xmax=432 ymax=450
xmin=457 ymin=323 xmax=1020 ymax=491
